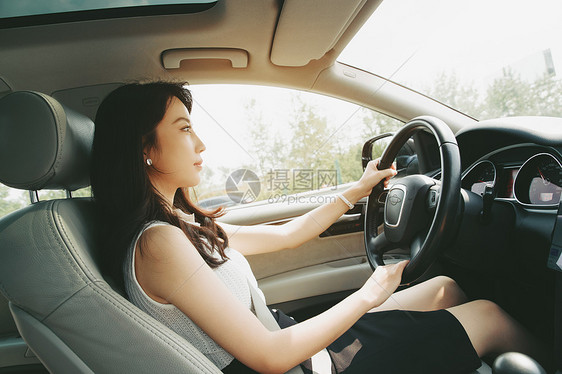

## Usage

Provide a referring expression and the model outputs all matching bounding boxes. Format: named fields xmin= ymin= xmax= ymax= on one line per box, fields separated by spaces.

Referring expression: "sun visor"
xmin=270 ymin=0 xmax=367 ymax=67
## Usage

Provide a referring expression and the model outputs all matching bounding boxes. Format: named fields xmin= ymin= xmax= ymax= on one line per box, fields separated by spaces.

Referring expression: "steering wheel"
xmin=364 ymin=116 xmax=462 ymax=284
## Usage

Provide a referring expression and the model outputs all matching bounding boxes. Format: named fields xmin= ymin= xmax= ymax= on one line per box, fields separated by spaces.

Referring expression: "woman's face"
xmin=146 ymin=96 xmax=205 ymax=190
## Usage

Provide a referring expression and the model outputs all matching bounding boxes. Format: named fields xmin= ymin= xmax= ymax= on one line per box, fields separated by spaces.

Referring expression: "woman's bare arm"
xmin=135 ymin=223 xmax=406 ymax=374
xmin=218 ymin=160 xmax=396 ymax=256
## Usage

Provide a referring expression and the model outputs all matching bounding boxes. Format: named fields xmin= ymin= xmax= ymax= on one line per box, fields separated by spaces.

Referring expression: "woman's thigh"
xmin=368 ymin=275 xmax=468 ymax=313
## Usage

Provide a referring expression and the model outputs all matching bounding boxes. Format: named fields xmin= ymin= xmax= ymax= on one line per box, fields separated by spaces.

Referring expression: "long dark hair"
xmin=91 ymin=81 xmax=229 ymax=291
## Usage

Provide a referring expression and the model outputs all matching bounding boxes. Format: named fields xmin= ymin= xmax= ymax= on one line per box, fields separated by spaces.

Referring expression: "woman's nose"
xmin=195 ymin=134 xmax=206 ymax=153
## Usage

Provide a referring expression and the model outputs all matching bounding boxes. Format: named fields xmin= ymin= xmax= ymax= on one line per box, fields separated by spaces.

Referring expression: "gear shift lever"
xmin=492 ymin=352 xmax=546 ymax=374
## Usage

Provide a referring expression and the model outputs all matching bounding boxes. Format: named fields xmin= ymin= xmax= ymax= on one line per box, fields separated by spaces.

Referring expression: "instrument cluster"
xmin=462 ymin=152 xmax=562 ymax=206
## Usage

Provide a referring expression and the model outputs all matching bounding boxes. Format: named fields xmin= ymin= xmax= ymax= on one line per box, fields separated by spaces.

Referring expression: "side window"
xmin=0 ymin=185 xmax=92 ymax=218
xmin=37 ymin=187 xmax=91 ymax=200
xmin=189 ymin=85 xmax=403 ymax=209
xmin=0 ymin=183 xmax=27 ymax=216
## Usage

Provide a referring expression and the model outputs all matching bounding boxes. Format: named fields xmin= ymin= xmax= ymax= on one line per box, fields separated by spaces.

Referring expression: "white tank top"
xmin=123 ymin=219 xmax=266 ymax=369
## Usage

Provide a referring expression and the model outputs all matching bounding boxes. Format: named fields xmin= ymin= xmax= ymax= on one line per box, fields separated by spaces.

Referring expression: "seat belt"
xmin=248 ymin=282 xmax=332 ymax=374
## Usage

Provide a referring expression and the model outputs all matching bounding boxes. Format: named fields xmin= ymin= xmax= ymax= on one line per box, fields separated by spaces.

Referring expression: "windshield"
xmin=339 ymin=0 xmax=562 ymax=120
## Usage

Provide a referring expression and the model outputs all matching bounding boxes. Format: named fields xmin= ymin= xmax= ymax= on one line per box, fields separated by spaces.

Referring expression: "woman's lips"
xmin=194 ymin=160 xmax=203 ymax=169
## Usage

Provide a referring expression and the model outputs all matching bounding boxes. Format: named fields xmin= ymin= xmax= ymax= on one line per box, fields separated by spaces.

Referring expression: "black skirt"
xmin=223 ymin=309 xmax=481 ymax=374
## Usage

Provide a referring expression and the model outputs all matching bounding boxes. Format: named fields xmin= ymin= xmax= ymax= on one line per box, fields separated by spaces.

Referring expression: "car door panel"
xmin=258 ymin=256 xmax=370 ymax=305
xmin=220 ymin=199 xmax=370 ymax=309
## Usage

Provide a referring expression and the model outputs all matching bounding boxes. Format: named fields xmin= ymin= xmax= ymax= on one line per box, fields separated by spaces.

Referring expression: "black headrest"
xmin=0 ymin=91 xmax=93 ymax=191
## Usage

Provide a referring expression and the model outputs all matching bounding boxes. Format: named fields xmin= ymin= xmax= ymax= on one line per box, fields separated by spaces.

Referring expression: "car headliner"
xmin=0 ymin=0 xmax=475 ymax=132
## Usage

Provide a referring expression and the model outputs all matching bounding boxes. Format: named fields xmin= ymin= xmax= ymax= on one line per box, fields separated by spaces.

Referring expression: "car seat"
xmin=0 ymin=91 xmax=222 ymax=373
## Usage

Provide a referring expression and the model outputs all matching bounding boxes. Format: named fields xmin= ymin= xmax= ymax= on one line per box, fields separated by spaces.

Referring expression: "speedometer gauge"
xmin=461 ymin=160 xmax=496 ymax=196
xmin=514 ymin=153 xmax=562 ymax=205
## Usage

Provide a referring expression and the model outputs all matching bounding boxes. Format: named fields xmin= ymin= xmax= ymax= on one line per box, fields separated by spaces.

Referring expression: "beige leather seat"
xmin=0 ymin=91 xmax=221 ymax=373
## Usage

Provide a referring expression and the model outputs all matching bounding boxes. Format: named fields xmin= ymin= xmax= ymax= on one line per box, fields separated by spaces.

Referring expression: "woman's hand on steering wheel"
xmin=355 ymin=159 xmax=397 ymax=199
xmin=359 ymin=259 xmax=409 ymax=309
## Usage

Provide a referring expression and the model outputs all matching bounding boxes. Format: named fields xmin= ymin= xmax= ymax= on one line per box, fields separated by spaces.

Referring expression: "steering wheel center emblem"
xmin=384 ymin=185 xmax=406 ymax=227
xmin=389 ymin=192 xmax=402 ymax=206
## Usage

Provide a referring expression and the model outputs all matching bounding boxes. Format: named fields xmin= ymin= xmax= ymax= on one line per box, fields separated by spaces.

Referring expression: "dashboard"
xmin=455 ymin=117 xmax=562 ymax=210
xmin=434 ymin=116 xmax=562 ymax=290
xmin=433 ymin=117 xmax=562 ymax=278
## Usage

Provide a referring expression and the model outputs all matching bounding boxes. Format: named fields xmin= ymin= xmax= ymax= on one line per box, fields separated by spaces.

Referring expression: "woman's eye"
xmin=182 ymin=126 xmax=192 ymax=133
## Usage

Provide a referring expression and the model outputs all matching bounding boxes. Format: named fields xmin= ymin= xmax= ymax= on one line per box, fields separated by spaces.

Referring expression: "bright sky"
xmin=338 ymin=0 xmax=562 ymax=94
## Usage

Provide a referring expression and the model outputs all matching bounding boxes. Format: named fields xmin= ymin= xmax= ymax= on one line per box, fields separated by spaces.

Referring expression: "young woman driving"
xmin=91 ymin=82 xmax=544 ymax=374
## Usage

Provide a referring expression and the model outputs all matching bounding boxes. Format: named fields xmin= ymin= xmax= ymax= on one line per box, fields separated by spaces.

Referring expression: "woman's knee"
xmin=431 ymin=275 xmax=468 ymax=307
xmin=465 ymin=299 xmax=513 ymax=337
xmin=448 ymin=299 xmax=511 ymax=356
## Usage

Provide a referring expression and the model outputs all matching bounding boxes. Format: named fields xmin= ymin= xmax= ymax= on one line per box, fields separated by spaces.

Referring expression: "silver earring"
xmin=146 ymin=158 xmax=152 ymax=166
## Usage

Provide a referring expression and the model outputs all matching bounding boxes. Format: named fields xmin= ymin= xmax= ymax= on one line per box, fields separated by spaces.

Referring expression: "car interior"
xmin=0 ymin=1 xmax=560 ymax=373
